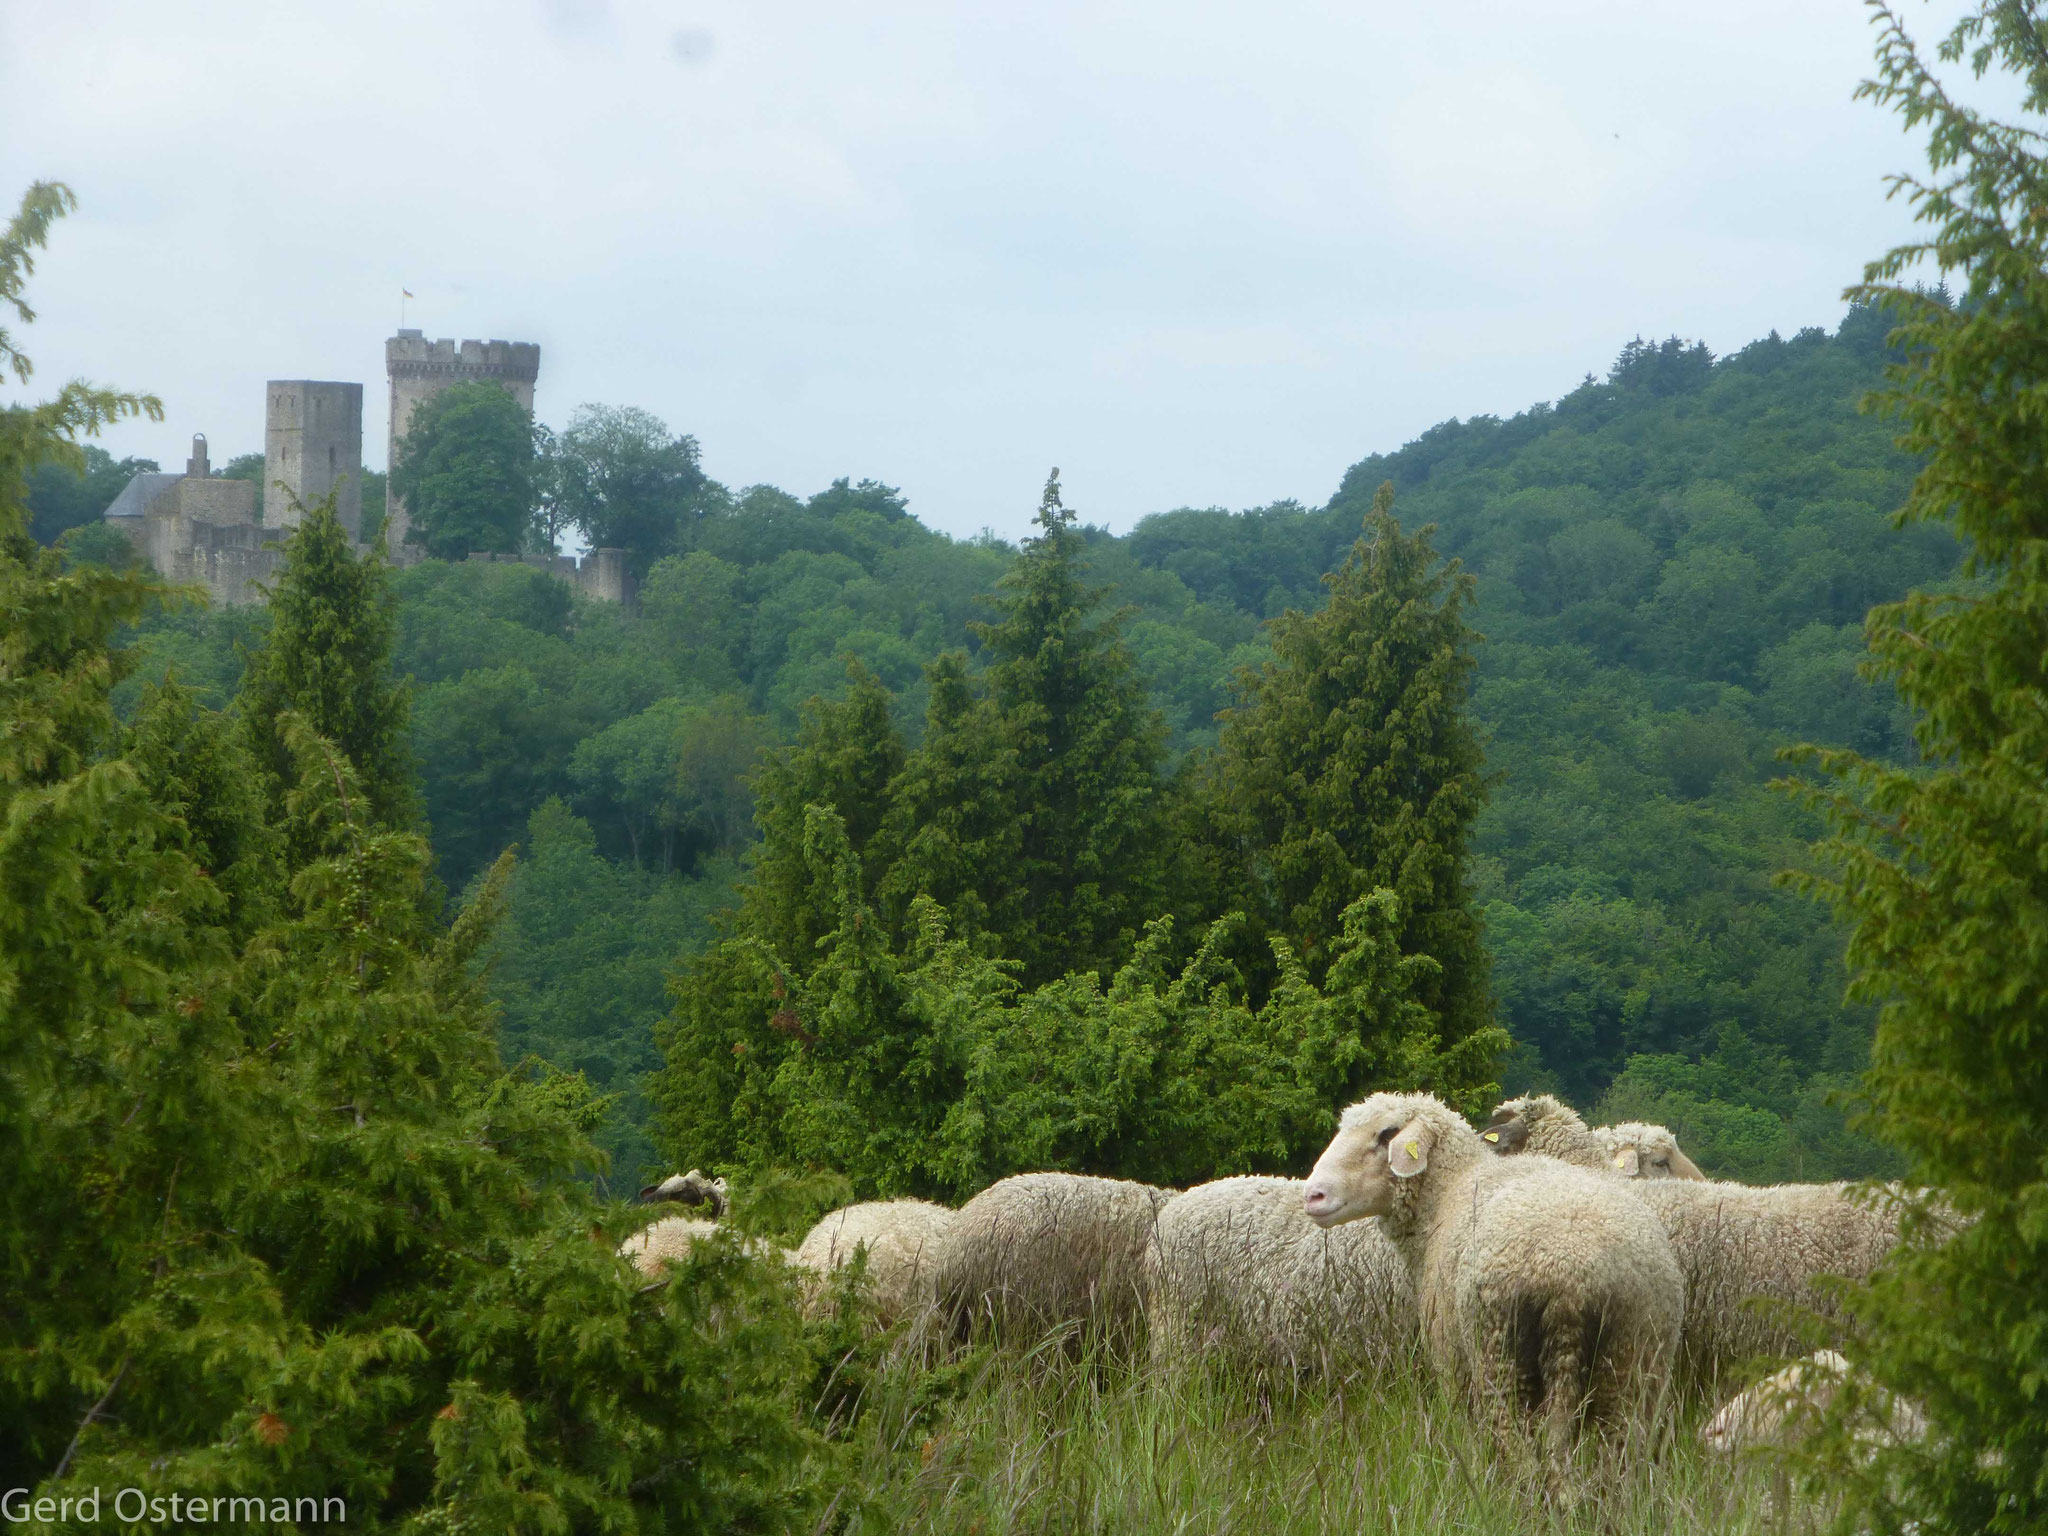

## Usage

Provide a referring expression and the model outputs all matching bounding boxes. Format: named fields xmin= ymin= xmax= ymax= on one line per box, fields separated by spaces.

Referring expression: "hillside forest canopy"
xmin=32 ymin=296 xmax=1947 ymax=1190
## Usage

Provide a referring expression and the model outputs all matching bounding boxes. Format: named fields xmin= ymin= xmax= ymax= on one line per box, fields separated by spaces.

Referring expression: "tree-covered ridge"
xmin=91 ymin=300 xmax=1948 ymax=1187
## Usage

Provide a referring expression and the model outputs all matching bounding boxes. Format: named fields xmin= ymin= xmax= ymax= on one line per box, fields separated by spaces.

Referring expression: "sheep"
xmin=637 ymin=1168 xmax=730 ymax=1216
xmin=1593 ymin=1121 xmax=1707 ymax=1181
xmin=1304 ymin=1091 xmax=1684 ymax=1464
xmin=788 ymin=1199 xmax=956 ymax=1325
xmin=1699 ymin=1350 xmax=1928 ymax=1457
xmin=1630 ymin=1177 xmax=1912 ymax=1388
xmin=1143 ymin=1175 xmax=1414 ymax=1375
xmin=1481 ymin=1094 xmax=1610 ymax=1171
xmin=1484 ymin=1096 xmax=1706 ymax=1181
xmin=934 ymin=1171 xmax=1177 ymax=1350
xmin=617 ymin=1215 xmax=725 ymax=1278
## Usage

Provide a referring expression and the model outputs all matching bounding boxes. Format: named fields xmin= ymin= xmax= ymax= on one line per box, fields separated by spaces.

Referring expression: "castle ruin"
xmin=264 ymin=380 xmax=364 ymax=538
xmin=101 ymin=328 xmax=630 ymax=608
xmin=103 ymin=434 xmax=270 ymax=605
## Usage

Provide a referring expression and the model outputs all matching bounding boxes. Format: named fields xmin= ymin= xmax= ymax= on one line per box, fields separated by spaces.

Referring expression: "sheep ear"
xmin=1484 ymin=1120 xmax=1528 ymax=1154
xmin=1388 ymin=1119 xmax=1432 ymax=1178
xmin=1670 ymin=1147 xmax=1707 ymax=1180
xmin=1612 ymin=1146 xmax=1641 ymax=1176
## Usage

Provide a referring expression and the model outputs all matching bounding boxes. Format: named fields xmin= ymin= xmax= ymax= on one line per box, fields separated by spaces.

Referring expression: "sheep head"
xmin=1304 ymin=1092 xmax=1461 ymax=1228
xmin=637 ymin=1168 xmax=731 ymax=1216
xmin=1601 ymin=1122 xmax=1707 ymax=1181
xmin=1480 ymin=1101 xmax=1533 ymax=1155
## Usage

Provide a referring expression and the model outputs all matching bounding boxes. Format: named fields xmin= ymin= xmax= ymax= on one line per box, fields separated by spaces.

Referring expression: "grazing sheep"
xmin=617 ymin=1215 xmax=724 ymax=1278
xmin=1481 ymin=1094 xmax=1609 ymax=1171
xmin=1144 ymin=1175 xmax=1415 ymax=1374
xmin=637 ymin=1168 xmax=730 ymax=1217
xmin=1304 ymin=1092 xmax=1684 ymax=1462
xmin=789 ymin=1199 xmax=956 ymax=1325
xmin=1632 ymin=1178 xmax=1911 ymax=1387
xmin=935 ymin=1172 xmax=1176 ymax=1348
xmin=1593 ymin=1122 xmax=1707 ymax=1181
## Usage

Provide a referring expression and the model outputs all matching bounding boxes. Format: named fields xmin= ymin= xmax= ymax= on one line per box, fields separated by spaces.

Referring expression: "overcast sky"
xmin=0 ymin=1 xmax=1957 ymax=540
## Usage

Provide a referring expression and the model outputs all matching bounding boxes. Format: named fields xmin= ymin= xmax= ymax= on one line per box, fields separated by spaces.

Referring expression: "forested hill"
xmin=91 ymin=304 xmax=1950 ymax=1185
xmin=1117 ymin=307 xmax=1953 ymax=1184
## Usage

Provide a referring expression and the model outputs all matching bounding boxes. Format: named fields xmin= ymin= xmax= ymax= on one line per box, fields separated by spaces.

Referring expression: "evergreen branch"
xmin=50 ymin=1353 xmax=128 ymax=1482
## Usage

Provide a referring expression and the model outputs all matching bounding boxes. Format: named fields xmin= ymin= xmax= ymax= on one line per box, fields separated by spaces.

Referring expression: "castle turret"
xmin=384 ymin=331 xmax=541 ymax=556
xmin=264 ymin=381 xmax=364 ymax=537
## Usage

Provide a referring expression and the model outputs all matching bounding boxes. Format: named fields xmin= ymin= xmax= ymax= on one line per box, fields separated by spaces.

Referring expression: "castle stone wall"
xmin=265 ymin=381 xmax=364 ymax=538
xmin=461 ymin=547 xmax=636 ymax=609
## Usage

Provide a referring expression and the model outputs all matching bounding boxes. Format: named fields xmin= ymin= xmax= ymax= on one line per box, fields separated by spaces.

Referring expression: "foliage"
xmin=55 ymin=516 xmax=143 ymax=570
xmin=390 ymin=379 xmax=537 ymax=559
xmin=484 ymin=799 xmax=740 ymax=1188
xmin=545 ymin=402 xmax=711 ymax=576
xmin=1199 ymin=483 xmax=1492 ymax=1060
xmin=26 ymin=442 xmax=160 ymax=544
xmin=219 ymin=449 xmax=265 ymax=521
xmin=911 ymin=469 xmax=1169 ymax=985
xmin=656 ymin=804 xmax=1500 ymax=1199
xmin=238 ymin=489 xmax=418 ymax=854
xmin=568 ymin=692 xmax=768 ymax=874
xmin=1786 ymin=4 xmax=2048 ymax=1526
xmin=3 ymin=186 xmax=830 ymax=1525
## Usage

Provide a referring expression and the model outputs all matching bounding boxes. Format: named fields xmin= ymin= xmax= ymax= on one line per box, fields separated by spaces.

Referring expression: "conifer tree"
xmin=743 ymin=657 xmax=906 ymax=961
xmin=652 ymin=661 xmax=906 ymax=1172
xmin=876 ymin=648 xmax=1021 ymax=942
xmin=1 ymin=183 xmax=299 ymax=1480
xmin=1790 ymin=6 xmax=2048 ymax=1525
xmin=239 ymin=489 xmax=417 ymax=850
xmin=127 ymin=678 xmax=284 ymax=939
xmin=1208 ymin=483 xmax=1492 ymax=1050
xmin=896 ymin=470 xmax=1168 ymax=983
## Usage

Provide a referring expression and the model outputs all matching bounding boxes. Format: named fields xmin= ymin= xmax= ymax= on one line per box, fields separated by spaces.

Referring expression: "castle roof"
xmin=102 ymin=472 xmax=184 ymax=521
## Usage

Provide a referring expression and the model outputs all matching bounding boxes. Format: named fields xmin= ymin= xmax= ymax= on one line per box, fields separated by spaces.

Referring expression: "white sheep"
xmin=1481 ymin=1094 xmax=1611 ymax=1171
xmin=1305 ymin=1092 xmax=1685 ymax=1461
xmin=617 ymin=1215 xmax=725 ymax=1278
xmin=1483 ymin=1095 xmax=1707 ymax=1181
xmin=788 ymin=1199 xmax=956 ymax=1325
xmin=637 ymin=1168 xmax=730 ymax=1216
xmin=934 ymin=1171 xmax=1176 ymax=1348
xmin=1632 ymin=1177 xmax=1912 ymax=1387
xmin=1144 ymin=1175 xmax=1414 ymax=1374
xmin=1593 ymin=1121 xmax=1707 ymax=1181
xmin=1699 ymin=1349 xmax=1927 ymax=1456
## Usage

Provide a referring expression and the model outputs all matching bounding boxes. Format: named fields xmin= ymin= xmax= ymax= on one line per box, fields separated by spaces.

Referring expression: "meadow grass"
xmin=823 ymin=1331 xmax=1788 ymax=1536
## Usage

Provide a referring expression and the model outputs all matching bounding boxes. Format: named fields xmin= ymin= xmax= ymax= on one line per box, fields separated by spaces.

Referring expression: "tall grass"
xmin=823 ymin=1334 xmax=1784 ymax=1535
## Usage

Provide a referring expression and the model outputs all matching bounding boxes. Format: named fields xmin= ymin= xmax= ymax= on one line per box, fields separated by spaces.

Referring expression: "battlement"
xmin=385 ymin=331 xmax=540 ymax=384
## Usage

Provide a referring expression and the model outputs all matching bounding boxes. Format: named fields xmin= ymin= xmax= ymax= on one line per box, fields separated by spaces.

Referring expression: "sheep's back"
xmin=1635 ymin=1179 xmax=1905 ymax=1380
xmin=1428 ymin=1159 xmax=1685 ymax=1375
xmin=937 ymin=1172 xmax=1175 ymax=1344
xmin=1146 ymin=1175 xmax=1413 ymax=1372
xmin=791 ymin=1198 xmax=956 ymax=1323
xmin=618 ymin=1216 xmax=722 ymax=1278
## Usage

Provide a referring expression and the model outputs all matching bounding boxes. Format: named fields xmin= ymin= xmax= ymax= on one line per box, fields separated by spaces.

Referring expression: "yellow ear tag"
xmin=1482 ymin=1130 xmax=1499 ymax=1143
xmin=1403 ymin=1139 xmax=1419 ymax=1160
xmin=1612 ymin=1151 xmax=1630 ymax=1169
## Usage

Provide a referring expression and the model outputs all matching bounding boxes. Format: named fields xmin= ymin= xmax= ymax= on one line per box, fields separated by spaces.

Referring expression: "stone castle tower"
xmin=384 ymin=331 xmax=541 ymax=553
xmin=264 ymin=381 xmax=364 ymax=537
